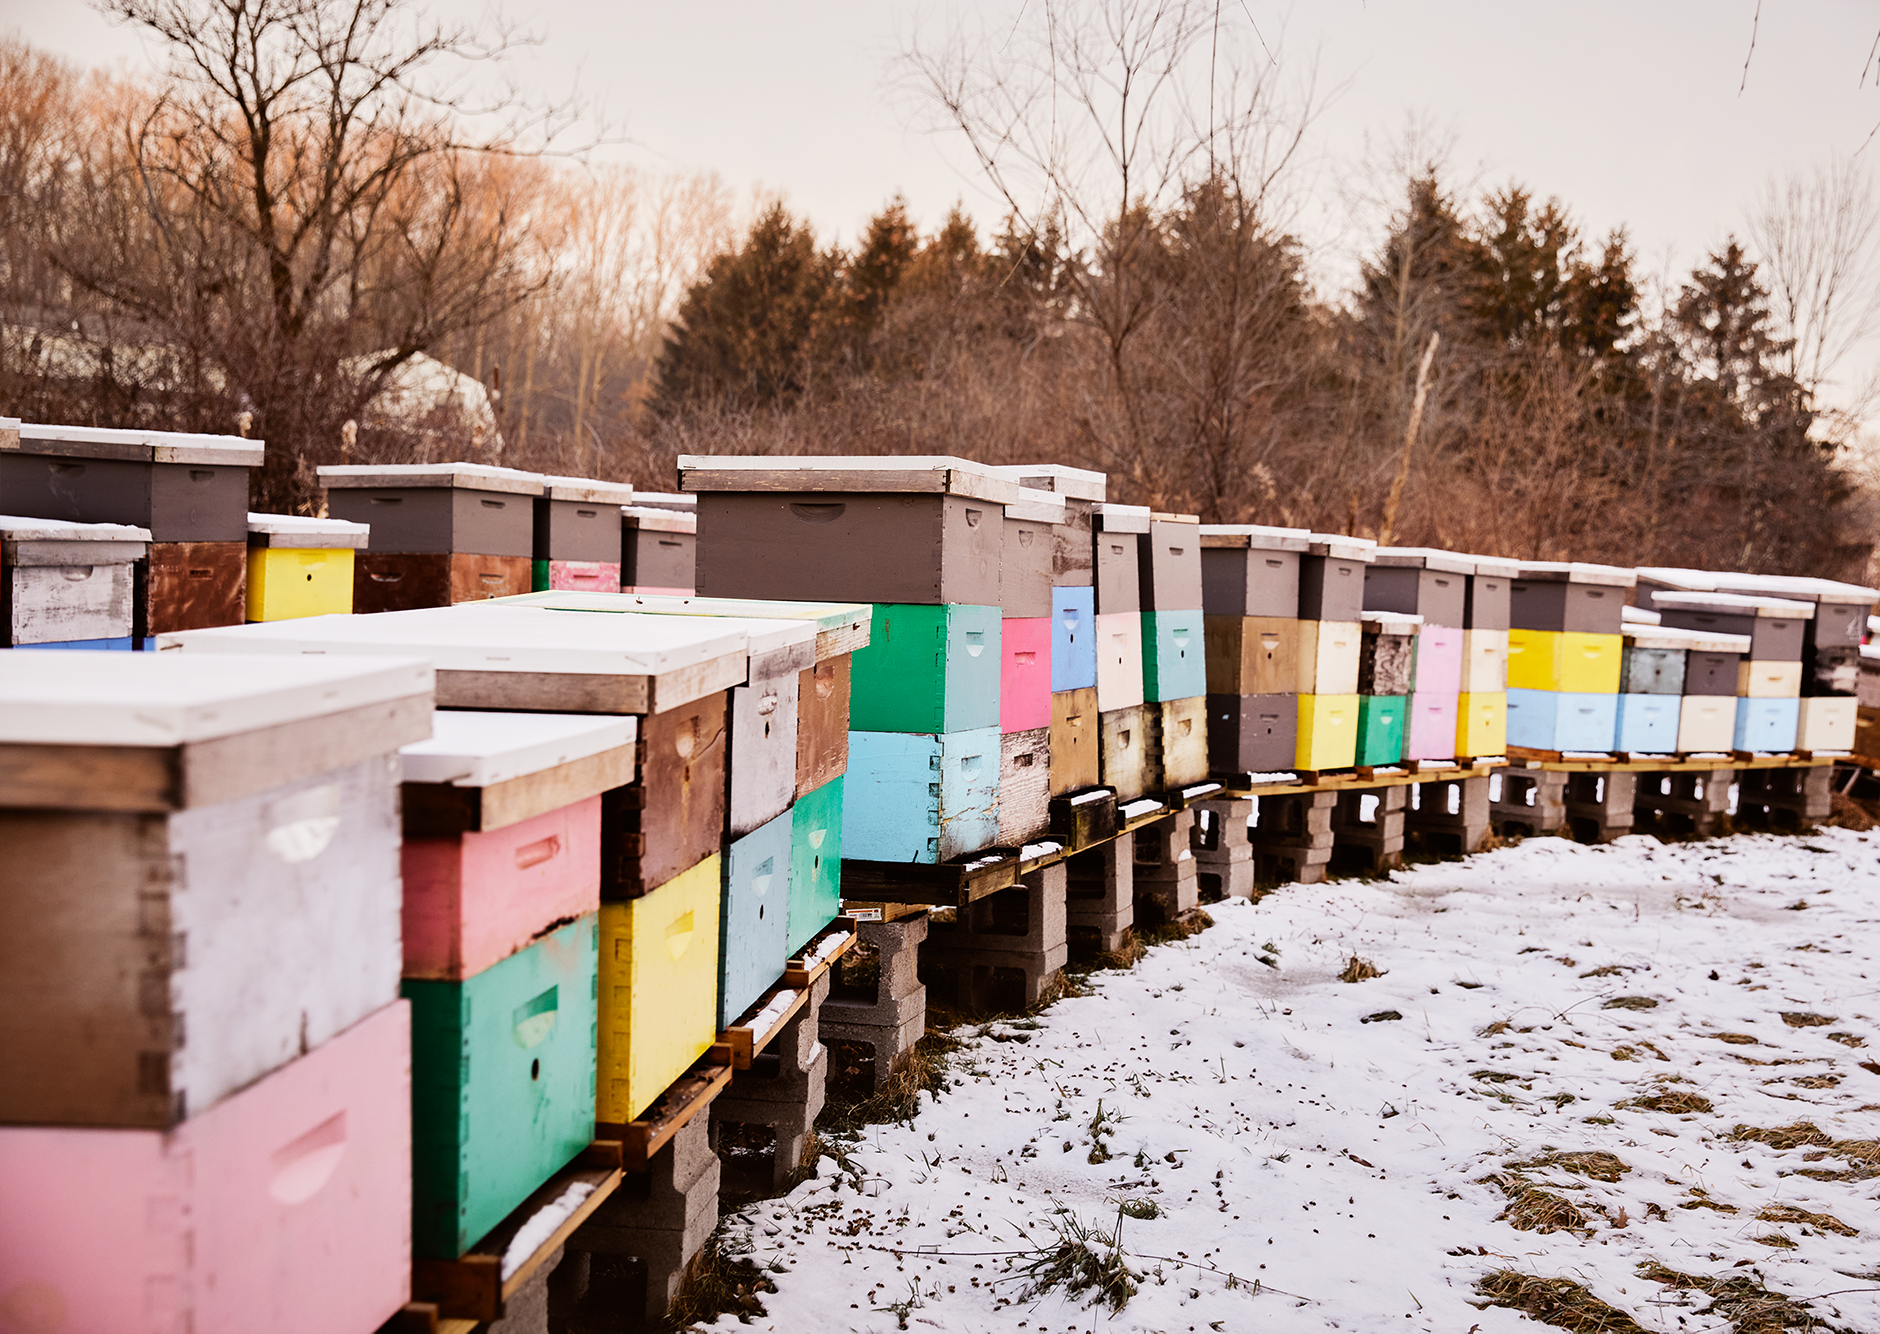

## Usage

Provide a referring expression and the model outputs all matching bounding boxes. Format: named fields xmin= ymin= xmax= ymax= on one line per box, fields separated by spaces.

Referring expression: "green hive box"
xmin=788 ymin=776 xmax=845 ymax=955
xmin=404 ymin=913 xmax=599 ymax=1258
xmin=1355 ymin=695 xmax=1406 ymax=767
xmin=1141 ymin=610 xmax=1206 ymax=702
xmin=848 ymin=603 xmax=1001 ymax=733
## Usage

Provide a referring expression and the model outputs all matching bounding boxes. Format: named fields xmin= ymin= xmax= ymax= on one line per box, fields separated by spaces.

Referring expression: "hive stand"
xmin=568 ymin=1112 xmax=721 ymax=1331
xmin=1132 ymin=809 xmax=1199 ymax=926
xmin=1735 ymin=765 xmax=1832 ymax=830
xmin=1404 ymin=775 xmax=1491 ymax=855
xmin=1248 ymin=789 xmax=1337 ymax=885
xmin=919 ymin=863 xmax=1070 ymax=1012
xmin=1328 ymin=785 xmax=1406 ymax=874
xmin=1065 ymin=830 xmax=1137 ymax=954
xmin=1190 ymin=799 xmax=1255 ymax=901
xmin=820 ymin=915 xmax=929 ymax=1091
xmin=1490 ymin=769 xmax=1568 ymax=837
xmin=478 ymin=1245 xmax=590 ymax=1333
xmin=1563 ymin=770 xmax=1637 ymax=843
xmin=710 ymin=972 xmax=831 ymax=1196
xmin=1633 ymin=768 xmax=1735 ymax=838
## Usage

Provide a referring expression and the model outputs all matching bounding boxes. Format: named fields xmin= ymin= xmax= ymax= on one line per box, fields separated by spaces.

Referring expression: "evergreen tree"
xmin=842 ymin=195 xmax=919 ymax=353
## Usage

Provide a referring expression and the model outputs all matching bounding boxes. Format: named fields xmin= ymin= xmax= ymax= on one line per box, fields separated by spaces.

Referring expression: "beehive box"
xmin=1357 ymin=613 xmax=1418 ymax=696
xmin=1506 ymin=630 xmax=1623 ymax=694
xmin=720 ymin=808 xmax=794 ymax=1028
xmin=1297 ymin=620 xmax=1360 ymax=695
xmin=798 ymin=653 xmax=852 ymax=796
xmin=1734 ymin=697 xmax=1799 ymax=752
xmin=681 ymin=455 xmax=1016 ymax=605
xmin=535 ymin=475 xmax=635 ymax=577
xmin=845 ymin=726 xmax=1001 ymax=863
xmin=404 ymin=915 xmax=597 ymax=1258
xmin=1508 ymin=561 xmax=1633 ymax=634
xmin=1403 ymin=692 xmax=1458 ymax=762
xmin=1462 ymin=555 xmax=1518 ymax=630
xmin=1142 ymin=609 xmax=1205 ymax=702
xmin=1460 ymin=629 xmax=1508 ymax=691
xmin=621 ymin=504 xmax=697 ymax=595
xmin=726 ymin=621 xmax=816 ymax=837
xmin=1209 ymin=693 xmax=1297 ymax=774
xmin=320 ymin=463 xmax=544 ymax=557
xmin=605 ymin=691 xmax=727 ymax=896
xmin=789 ymin=778 xmax=845 ymax=954
xmin=1093 ymin=504 xmax=1148 ymax=613
xmin=988 ymin=462 xmax=1105 ymax=587
xmin=851 ymin=602 xmax=1001 ymax=733
xmin=1098 ymin=703 xmax=1153 ymax=800
xmin=998 ymin=727 xmax=1052 ymax=843
xmin=0 ymin=515 xmax=148 ymax=646
xmin=1151 ymin=696 xmax=1208 ymax=789
xmin=1454 ymin=692 xmax=1506 ymax=757
xmin=1364 ymin=548 xmax=1472 ymax=627
xmin=1138 ymin=514 xmax=1203 ymax=611
xmin=1208 ymin=615 xmax=1301 ymax=696
xmin=597 ymin=855 xmax=720 ymax=1130
xmin=399 ymin=710 xmax=636 ymax=979
xmin=1355 ymin=694 xmax=1406 ymax=766
xmin=1506 ymin=689 xmax=1617 ymax=752
xmin=0 ymin=651 xmax=430 ymax=1128
xmin=1052 ymin=586 xmax=1097 ymax=691
xmin=0 ymin=423 xmax=260 ymax=542
xmin=1808 ymin=646 xmax=1860 ymax=697
xmin=246 ymin=512 xmax=368 ymax=621
xmin=1049 ymin=687 xmax=1101 ymax=794
xmin=352 ymin=551 xmax=534 ymax=612
xmin=142 ymin=540 xmax=247 ymax=635
xmin=1654 ymin=590 xmax=1810 ymax=661
xmin=1797 ymin=696 xmax=1857 ymax=751
xmin=1614 ymin=694 xmax=1679 ymax=752
xmin=1678 ymin=695 xmax=1737 ymax=752
xmin=1094 ymin=610 xmax=1146 ymax=711
xmin=1299 ymin=534 xmax=1374 ymax=622
xmin=1296 ymin=693 xmax=1359 ymax=771
xmin=1002 ymin=488 xmax=1063 ymax=617
xmin=1738 ymin=660 xmax=1803 ymax=698
xmin=1198 ymin=523 xmax=1310 ymax=618
xmin=0 ymin=1000 xmax=411 ymax=1334
xmin=1412 ymin=624 xmax=1466 ymax=695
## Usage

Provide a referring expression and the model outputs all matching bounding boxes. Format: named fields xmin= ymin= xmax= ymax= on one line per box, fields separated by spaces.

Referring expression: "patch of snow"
xmin=501 ymin=1181 xmax=595 ymax=1281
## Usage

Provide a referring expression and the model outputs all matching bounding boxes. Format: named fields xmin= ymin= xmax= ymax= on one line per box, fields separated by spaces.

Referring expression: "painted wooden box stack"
xmin=1200 ymin=523 xmax=1312 ymax=776
xmin=534 ymin=475 xmax=636 ymax=593
xmin=1365 ymin=547 xmax=1469 ymax=763
xmin=1135 ymin=510 xmax=1209 ymax=795
xmin=1456 ymin=553 xmax=1517 ymax=758
xmin=320 ymin=463 xmax=545 ymax=612
xmin=246 ymin=512 xmax=369 ymax=621
xmin=1651 ymin=590 xmax=1814 ymax=753
xmin=681 ymin=455 xmax=1013 ymax=865
xmin=1504 ymin=561 xmax=1634 ymax=752
xmin=1612 ymin=607 xmax=1751 ymax=754
xmin=0 ymin=649 xmax=433 ymax=1333
xmin=0 ymin=420 xmax=261 ymax=641
xmin=1294 ymin=533 xmax=1375 ymax=771
xmin=0 ymin=514 xmax=150 ymax=649
xmin=620 ymin=492 xmax=699 ymax=595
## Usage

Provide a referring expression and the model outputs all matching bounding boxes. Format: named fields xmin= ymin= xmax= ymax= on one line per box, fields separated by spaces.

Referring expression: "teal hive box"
xmin=788 ymin=777 xmax=844 ymax=955
xmin=1355 ymin=695 xmax=1406 ymax=766
xmin=843 ymin=726 xmax=1001 ymax=864
xmin=721 ymin=808 xmax=794 ymax=1028
xmin=1142 ymin=610 xmax=1206 ymax=702
xmin=405 ymin=913 xmax=598 ymax=1258
xmin=849 ymin=603 xmax=1001 ymax=733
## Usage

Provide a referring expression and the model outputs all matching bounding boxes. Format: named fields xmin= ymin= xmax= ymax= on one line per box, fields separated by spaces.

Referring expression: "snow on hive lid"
xmin=1307 ymin=533 xmax=1376 ymax=562
xmin=401 ymin=710 xmax=637 ymax=787
xmin=247 ymin=512 xmax=370 ymax=548
xmin=0 ymin=514 xmax=151 ymax=545
xmin=13 ymin=422 xmax=263 ymax=467
xmin=1093 ymin=503 xmax=1151 ymax=534
xmin=1198 ymin=524 xmax=1313 ymax=552
xmin=1514 ymin=561 xmax=1636 ymax=587
xmin=1651 ymin=590 xmax=1814 ymax=619
xmin=676 ymin=454 xmax=1019 ymax=504
xmin=1370 ymin=546 xmax=1476 ymax=575
xmin=1006 ymin=487 xmax=1069 ymax=525
xmin=540 ymin=475 xmax=635 ymax=504
xmin=316 ymin=463 xmax=545 ymax=494
xmin=620 ymin=505 xmax=696 ymax=534
xmin=1623 ymin=624 xmax=1752 ymax=654
xmin=986 ymin=463 xmax=1107 ymax=502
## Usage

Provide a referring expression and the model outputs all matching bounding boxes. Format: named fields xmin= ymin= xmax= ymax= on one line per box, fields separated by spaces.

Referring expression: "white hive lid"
xmin=247 ymin=512 xmax=370 ymax=548
xmin=1006 ymin=487 xmax=1069 ymax=525
xmin=677 ymin=454 xmax=1019 ymax=504
xmin=1371 ymin=546 xmax=1476 ymax=575
xmin=317 ymin=463 xmax=545 ymax=495
xmin=0 ymin=514 xmax=152 ymax=543
xmin=541 ymin=475 xmax=635 ymax=504
xmin=1360 ymin=611 xmax=1424 ymax=633
xmin=401 ymin=710 xmax=637 ymax=787
xmin=1515 ymin=561 xmax=1636 ymax=587
xmin=1308 ymin=533 xmax=1377 ymax=562
xmin=620 ymin=506 xmax=697 ymax=534
xmin=1624 ymin=624 xmax=1753 ymax=654
xmin=1621 ymin=605 xmax=1662 ymax=626
xmin=12 ymin=423 xmax=264 ymax=467
xmin=1652 ymin=590 xmax=1814 ymax=619
xmin=496 ymin=590 xmax=869 ymax=660
xmin=0 ymin=651 xmax=432 ymax=746
xmin=1093 ymin=503 xmax=1151 ymax=534
xmin=986 ymin=463 xmax=1107 ymax=502
xmin=1197 ymin=524 xmax=1313 ymax=552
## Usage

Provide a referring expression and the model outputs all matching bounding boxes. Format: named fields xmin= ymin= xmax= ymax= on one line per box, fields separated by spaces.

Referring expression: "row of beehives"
xmin=0 ymin=580 xmax=863 ymax=1332
xmin=672 ymin=458 xmax=1214 ymax=869
xmin=0 ymin=420 xmax=701 ymax=645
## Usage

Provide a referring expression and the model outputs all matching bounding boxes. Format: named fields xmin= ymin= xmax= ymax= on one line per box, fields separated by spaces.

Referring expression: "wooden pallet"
xmin=1213 ymin=757 xmax=1497 ymax=799
xmin=707 ymin=924 xmax=856 ymax=1071
xmin=408 ymin=1142 xmax=624 ymax=1323
xmin=1507 ymin=746 xmax=1830 ymax=774
xmin=597 ymin=1064 xmax=734 ymax=1171
xmin=784 ymin=918 xmax=859 ymax=988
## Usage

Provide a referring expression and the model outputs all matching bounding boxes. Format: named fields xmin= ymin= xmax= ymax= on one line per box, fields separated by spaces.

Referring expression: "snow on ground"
xmin=709 ymin=829 xmax=1880 ymax=1333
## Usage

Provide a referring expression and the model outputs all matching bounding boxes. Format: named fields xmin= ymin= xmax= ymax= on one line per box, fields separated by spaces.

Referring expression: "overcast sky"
xmin=12 ymin=2 xmax=1880 ymax=333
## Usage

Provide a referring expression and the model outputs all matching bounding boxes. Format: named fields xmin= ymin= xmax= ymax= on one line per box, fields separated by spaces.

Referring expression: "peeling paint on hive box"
xmin=789 ymin=778 xmax=845 ymax=954
xmin=843 ymin=726 xmax=1000 ymax=864
xmin=721 ymin=809 xmax=794 ymax=1029
xmin=999 ymin=727 xmax=1051 ymax=844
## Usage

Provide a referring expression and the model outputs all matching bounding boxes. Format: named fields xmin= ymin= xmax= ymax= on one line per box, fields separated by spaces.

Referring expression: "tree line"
xmin=0 ymin=0 xmax=1874 ymax=577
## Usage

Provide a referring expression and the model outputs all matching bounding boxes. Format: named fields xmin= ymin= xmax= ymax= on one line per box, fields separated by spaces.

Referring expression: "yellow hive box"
xmin=1505 ymin=629 xmax=1621 ymax=694
xmin=1296 ymin=693 xmax=1359 ymax=771
xmin=1736 ymin=660 xmax=1802 ymax=698
xmin=246 ymin=546 xmax=355 ymax=621
xmin=597 ymin=854 xmax=722 ymax=1127
xmin=1455 ymin=691 xmax=1506 ymax=757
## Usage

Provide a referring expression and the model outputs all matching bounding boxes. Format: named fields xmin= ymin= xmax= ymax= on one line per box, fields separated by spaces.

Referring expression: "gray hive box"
xmin=0 ymin=423 xmax=261 ymax=543
xmin=1706 ymin=573 xmax=1874 ymax=651
xmin=535 ymin=475 xmax=635 ymax=563
xmin=1093 ymin=503 xmax=1150 ymax=614
xmin=1509 ymin=561 xmax=1634 ymax=634
xmin=319 ymin=464 xmax=545 ymax=557
xmin=989 ymin=464 xmax=1105 ymax=588
xmin=1198 ymin=524 xmax=1311 ymax=618
xmin=1299 ymin=534 xmax=1376 ymax=623
xmin=1001 ymin=487 xmax=1065 ymax=618
xmin=1 ymin=515 xmax=151 ymax=647
xmin=1459 ymin=553 xmax=1519 ymax=631
xmin=620 ymin=505 xmax=697 ymax=592
xmin=1652 ymin=590 xmax=1812 ymax=663
xmin=1138 ymin=513 xmax=1204 ymax=612
xmin=680 ymin=455 xmax=1016 ymax=606
xmin=1364 ymin=548 xmax=1474 ymax=628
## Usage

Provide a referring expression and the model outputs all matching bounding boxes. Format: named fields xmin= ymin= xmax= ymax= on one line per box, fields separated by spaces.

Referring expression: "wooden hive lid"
xmin=0 ymin=650 xmax=433 ymax=746
xmin=1197 ymin=523 xmax=1312 ymax=552
xmin=401 ymin=710 xmax=637 ymax=787
xmin=1651 ymin=590 xmax=1814 ymax=619
xmin=316 ymin=462 xmax=545 ymax=495
xmin=1370 ymin=546 xmax=1475 ymax=575
xmin=1093 ymin=503 xmax=1151 ymax=534
xmin=12 ymin=422 xmax=264 ymax=467
xmin=247 ymin=512 xmax=371 ymax=549
xmin=1005 ymin=487 xmax=1068 ymax=525
xmin=0 ymin=514 xmax=151 ymax=545
xmin=1359 ymin=610 xmax=1424 ymax=633
xmin=540 ymin=475 xmax=635 ymax=504
xmin=620 ymin=505 xmax=697 ymax=534
xmin=1514 ymin=560 xmax=1636 ymax=587
xmin=676 ymin=454 xmax=1020 ymax=504
xmin=496 ymin=590 xmax=860 ymax=663
xmin=986 ymin=463 xmax=1107 ymax=502
xmin=1623 ymin=624 xmax=1752 ymax=654
xmin=1307 ymin=532 xmax=1377 ymax=562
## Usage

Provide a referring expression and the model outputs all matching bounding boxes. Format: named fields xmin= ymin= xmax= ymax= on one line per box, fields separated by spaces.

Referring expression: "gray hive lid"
xmin=986 ymin=463 xmax=1107 ymax=502
xmin=1651 ymin=590 xmax=1814 ymax=620
xmin=0 ymin=650 xmax=432 ymax=746
xmin=1515 ymin=560 xmax=1636 ymax=587
xmin=247 ymin=512 xmax=370 ymax=549
xmin=676 ymin=454 xmax=1020 ymax=504
xmin=540 ymin=475 xmax=635 ymax=505
xmin=1624 ymin=624 xmax=1753 ymax=654
xmin=1705 ymin=572 xmax=1879 ymax=606
xmin=1307 ymin=533 xmax=1377 ymax=562
xmin=401 ymin=710 xmax=637 ymax=787
xmin=1197 ymin=523 xmax=1313 ymax=553
xmin=316 ymin=463 xmax=545 ymax=495
xmin=1371 ymin=546 xmax=1476 ymax=575
xmin=12 ymin=422 xmax=264 ymax=467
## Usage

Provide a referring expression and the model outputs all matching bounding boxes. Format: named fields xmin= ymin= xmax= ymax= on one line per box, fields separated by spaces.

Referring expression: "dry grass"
xmin=1781 ymin=1011 xmax=1836 ymax=1027
xmin=1338 ymin=954 xmax=1383 ymax=982
xmin=1714 ymin=1032 xmax=1760 ymax=1045
xmin=1756 ymin=1203 xmax=1859 ymax=1236
xmin=1727 ymin=1122 xmax=1880 ymax=1181
xmin=1640 ymin=1261 xmax=1854 ymax=1334
xmin=1678 ymin=1187 xmax=1738 ymax=1213
xmin=820 ymin=1029 xmax=964 ymax=1136
xmin=1513 ymin=1151 xmax=1631 ymax=1183
xmin=1603 ymin=996 xmax=1660 ymax=1011
xmin=1473 ymin=1269 xmax=1650 ymax=1332
xmin=1621 ymin=1089 xmax=1714 ymax=1114
xmin=1731 ymin=1120 xmax=1835 ymax=1150
xmin=1478 ymin=1172 xmax=1593 ymax=1234
xmin=1825 ymin=791 xmax=1880 ymax=831
xmin=661 ymin=1227 xmax=779 ymax=1331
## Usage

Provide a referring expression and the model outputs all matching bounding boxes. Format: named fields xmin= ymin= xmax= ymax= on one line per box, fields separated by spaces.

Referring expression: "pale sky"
xmin=11 ymin=0 xmax=1880 ymax=394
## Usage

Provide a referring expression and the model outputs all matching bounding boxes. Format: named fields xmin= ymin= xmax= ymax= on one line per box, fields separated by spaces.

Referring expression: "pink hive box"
xmin=1404 ymin=691 xmax=1459 ymax=761
xmin=1413 ymin=624 xmax=1465 ymax=695
xmin=546 ymin=559 xmax=621 ymax=592
xmin=0 ymin=1001 xmax=411 ymax=1334
xmin=399 ymin=711 xmax=636 ymax=980
xmin=1000 ymin=616 xmax=1052 ymax=733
